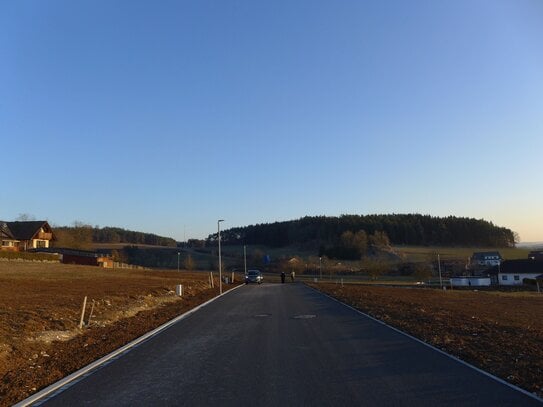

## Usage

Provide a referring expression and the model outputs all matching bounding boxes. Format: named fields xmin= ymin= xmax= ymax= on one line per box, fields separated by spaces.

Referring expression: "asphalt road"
xmin=38 ymin=283 xmax=540 ymax=406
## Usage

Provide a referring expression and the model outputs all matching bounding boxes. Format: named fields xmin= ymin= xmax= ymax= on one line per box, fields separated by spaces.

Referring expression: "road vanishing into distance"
xmin=35 ymin=283 xmax=540 ymax=406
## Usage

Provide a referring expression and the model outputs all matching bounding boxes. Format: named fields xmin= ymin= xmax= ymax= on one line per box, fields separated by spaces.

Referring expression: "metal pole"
xmin=218 ymin=220 xmax=224 ymax=294
xmin=319 ymin=257 xmax=322 ymax=280
xmin=244 ymin=245 xmax=247 ymax=276
xmin=438 ymin=254 xmax=443 ymax=288
xmin=177 ymin=252 xmax=180 ymax=272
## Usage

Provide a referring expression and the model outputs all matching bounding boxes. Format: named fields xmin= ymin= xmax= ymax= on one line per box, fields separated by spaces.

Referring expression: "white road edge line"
xmin=306 ymin=284 xmax=543 ymax=403
xmin=14 ymin=284 xmax=244 ymax=407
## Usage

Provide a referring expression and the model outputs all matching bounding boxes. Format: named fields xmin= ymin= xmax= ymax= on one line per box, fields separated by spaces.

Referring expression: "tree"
xmin=360 ymin=258 xmax=389 ymax=280
xmin=352 ymin=230 xmax=368 ymax=256
xmin=183 ymin=254 xmax=196 ymax=271
xmin=111 ymin=249 xmax=127 ymax=263
xmin=413 ymin=261 xmax=433 ymax=282
xmin=16 ymin=213 xmax=36 ymax=221
xmin=369 ymin=231 xmax=390 ymax=248
xmin=252 ymin=248 xmax=264 ymax=265
xmin=71 ymin=221 xmax=93 ymax=250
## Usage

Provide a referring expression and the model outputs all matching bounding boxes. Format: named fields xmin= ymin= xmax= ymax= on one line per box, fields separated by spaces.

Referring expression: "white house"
xmin=496 ymin=259 xmax=543 ymax=286
xmin=471 ymin=251 xmax=502 ymax=268
xmin=450 ymin=277 xmax=491 ymax=287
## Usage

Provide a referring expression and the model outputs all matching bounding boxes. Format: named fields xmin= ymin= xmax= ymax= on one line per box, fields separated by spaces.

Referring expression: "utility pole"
xmin=319 ymin=257 xmax=322 ymax=280
xmin=438 ymin=253 xmax=443 ymax=288
xmin=218 ymin=220 xmax=224 ymax=294
xmin=244 ymin=245 xmax=247 ymax=276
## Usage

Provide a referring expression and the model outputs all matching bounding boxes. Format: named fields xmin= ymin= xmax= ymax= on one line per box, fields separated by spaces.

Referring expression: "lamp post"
xmin=244 ymin=245 xmax=247 ymax=276
xmin=177 ymin=252 xmax=180 ymax=272
xmin=218 ymin=219 xmax=224 ymax=294
xmin=437 ymin=253 xmax=443 ymax=288
xmin=319 ymin=257 xmax=322 ymax=281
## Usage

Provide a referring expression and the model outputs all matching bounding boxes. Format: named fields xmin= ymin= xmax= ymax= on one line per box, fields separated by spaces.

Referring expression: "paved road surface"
xmin=39 ymin=283 xmax=540 ymax=406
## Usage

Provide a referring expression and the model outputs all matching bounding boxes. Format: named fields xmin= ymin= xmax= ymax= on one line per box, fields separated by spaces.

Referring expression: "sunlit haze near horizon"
xmin=2 ymin=1 xmax=542 ymax=242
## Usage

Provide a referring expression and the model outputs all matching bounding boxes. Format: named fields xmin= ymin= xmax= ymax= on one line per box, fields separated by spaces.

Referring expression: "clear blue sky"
xmin=2 ymin=1 xmax=542 ymax=242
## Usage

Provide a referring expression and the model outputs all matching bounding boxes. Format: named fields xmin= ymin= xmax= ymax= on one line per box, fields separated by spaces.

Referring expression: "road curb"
xmin=14 ymin=284 xmax=244 ymax=407
xmin=305 ymin=284 xmax=543 ymax=403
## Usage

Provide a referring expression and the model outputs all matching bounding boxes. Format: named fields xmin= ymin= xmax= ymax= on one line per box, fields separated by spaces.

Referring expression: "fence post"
xmin=87 ymin=299 xmax=95 ymax=326
xmin=79 ymin=296 xmax=87 ymax=329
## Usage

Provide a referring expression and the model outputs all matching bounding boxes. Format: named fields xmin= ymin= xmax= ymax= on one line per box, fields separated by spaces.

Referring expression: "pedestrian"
xmin=290 ymin=270 xmax=295 ymax=282
xmin=281 ymin=271 xmax=285 ymax=283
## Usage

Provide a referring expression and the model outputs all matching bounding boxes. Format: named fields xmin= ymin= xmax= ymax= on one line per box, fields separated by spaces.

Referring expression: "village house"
xmin=489 ymin=259 xmax=543 ymax=286
xmin=528 ymin=250 xmax=543 ymax=261
xmin=470 ymin=251 xmax=502 ymax=268
xmin=0 ymin=221 xmax=54 ymax=251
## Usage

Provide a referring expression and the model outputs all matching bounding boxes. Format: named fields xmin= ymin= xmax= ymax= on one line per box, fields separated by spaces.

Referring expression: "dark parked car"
xmin=245 ymin=269 xmax=263 ymax=284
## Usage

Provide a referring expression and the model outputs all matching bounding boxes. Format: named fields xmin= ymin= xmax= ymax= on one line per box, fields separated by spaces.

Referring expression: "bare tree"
xmin=183 ymin=254 xmax=196 ymax=271
xmin=413 ymin=261 xmax=433 ymax=282
xmin=360 ymin=258 xmax=389 ymax=280
xmin=16 ymin=213 xmax=36 ymax=221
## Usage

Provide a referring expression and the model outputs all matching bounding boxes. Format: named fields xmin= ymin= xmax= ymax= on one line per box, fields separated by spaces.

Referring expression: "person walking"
xmin=281 ymin=271 xmax=286 ymax=283
xmin=290 ymin=270 xmax=295 ymax=282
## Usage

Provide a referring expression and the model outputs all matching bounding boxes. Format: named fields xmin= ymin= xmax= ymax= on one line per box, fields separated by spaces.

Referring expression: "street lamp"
xmin=218 ymin=219 xmax=224 ymax=294
xmin=319 ymin=257 xmax=322 ymax=281
xmin=177 ymin=252 xmax=180 ymax=272
xmin=244 ymin=245 xmax=247 ymax=276
xmin=437 ymin=253 xmax=443 ymax=288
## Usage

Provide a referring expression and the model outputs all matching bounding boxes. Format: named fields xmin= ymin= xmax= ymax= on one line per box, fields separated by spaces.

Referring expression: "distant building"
xmin=0 ymin=221 xmax=55 ymax=251
xmin=62 ymin=252 xmax=114 ymax=268
xmin=489 ymin=259 xmax=543 ymax=286
xmin=470 ymin=251 xmax=502 ymax=268
xmin=528 ymin=251 xmax=543 ymax=261
xmin=450 ymin=277 xmax=491 ymax=287
xmin=34 ymin=247 xmax=114 ymax=268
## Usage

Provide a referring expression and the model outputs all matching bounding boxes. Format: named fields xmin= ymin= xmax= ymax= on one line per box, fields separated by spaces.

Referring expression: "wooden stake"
xmin=79 ymin=296 xmax=87 ymax=329
xmin=87 ymin=299 xmax=95 ymax=326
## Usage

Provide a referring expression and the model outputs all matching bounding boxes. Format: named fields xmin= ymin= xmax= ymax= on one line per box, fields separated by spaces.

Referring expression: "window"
xmin=36 ymin=240 xmax=47 ymax=248
xmin=502 ymin=275 xmax=508 ymax=281
xmin=514 ymin=275 xmax=520 ymax=281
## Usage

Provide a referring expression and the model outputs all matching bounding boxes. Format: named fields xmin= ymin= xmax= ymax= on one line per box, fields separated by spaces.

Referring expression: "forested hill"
xmin=210 ymin=215 xmax=516 ymax=248
xmin=54 ymin=226 xmax=177 ymax=249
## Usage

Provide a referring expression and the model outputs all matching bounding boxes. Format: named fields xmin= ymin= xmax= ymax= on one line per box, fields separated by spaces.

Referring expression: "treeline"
xmin=208 ymin=214 xmax=516 ymax=248
xmin=54 ymin=224 xmax=176 ymax=249
xmin=92 ymin=227 xmax=176 ymax=247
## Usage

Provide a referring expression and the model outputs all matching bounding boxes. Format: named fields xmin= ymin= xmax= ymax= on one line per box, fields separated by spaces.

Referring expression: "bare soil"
xmin=310 ymin=283 xmax=543 ymax=398
xmin=0 ymin=262 xmax=237 ymax=406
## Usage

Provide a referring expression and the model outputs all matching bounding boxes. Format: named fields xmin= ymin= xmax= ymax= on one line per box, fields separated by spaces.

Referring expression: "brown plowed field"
xmin=0 ymin=262 xmax=238 ymax=406
xmin=310 ymin=283 xmax=543 ymax=398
